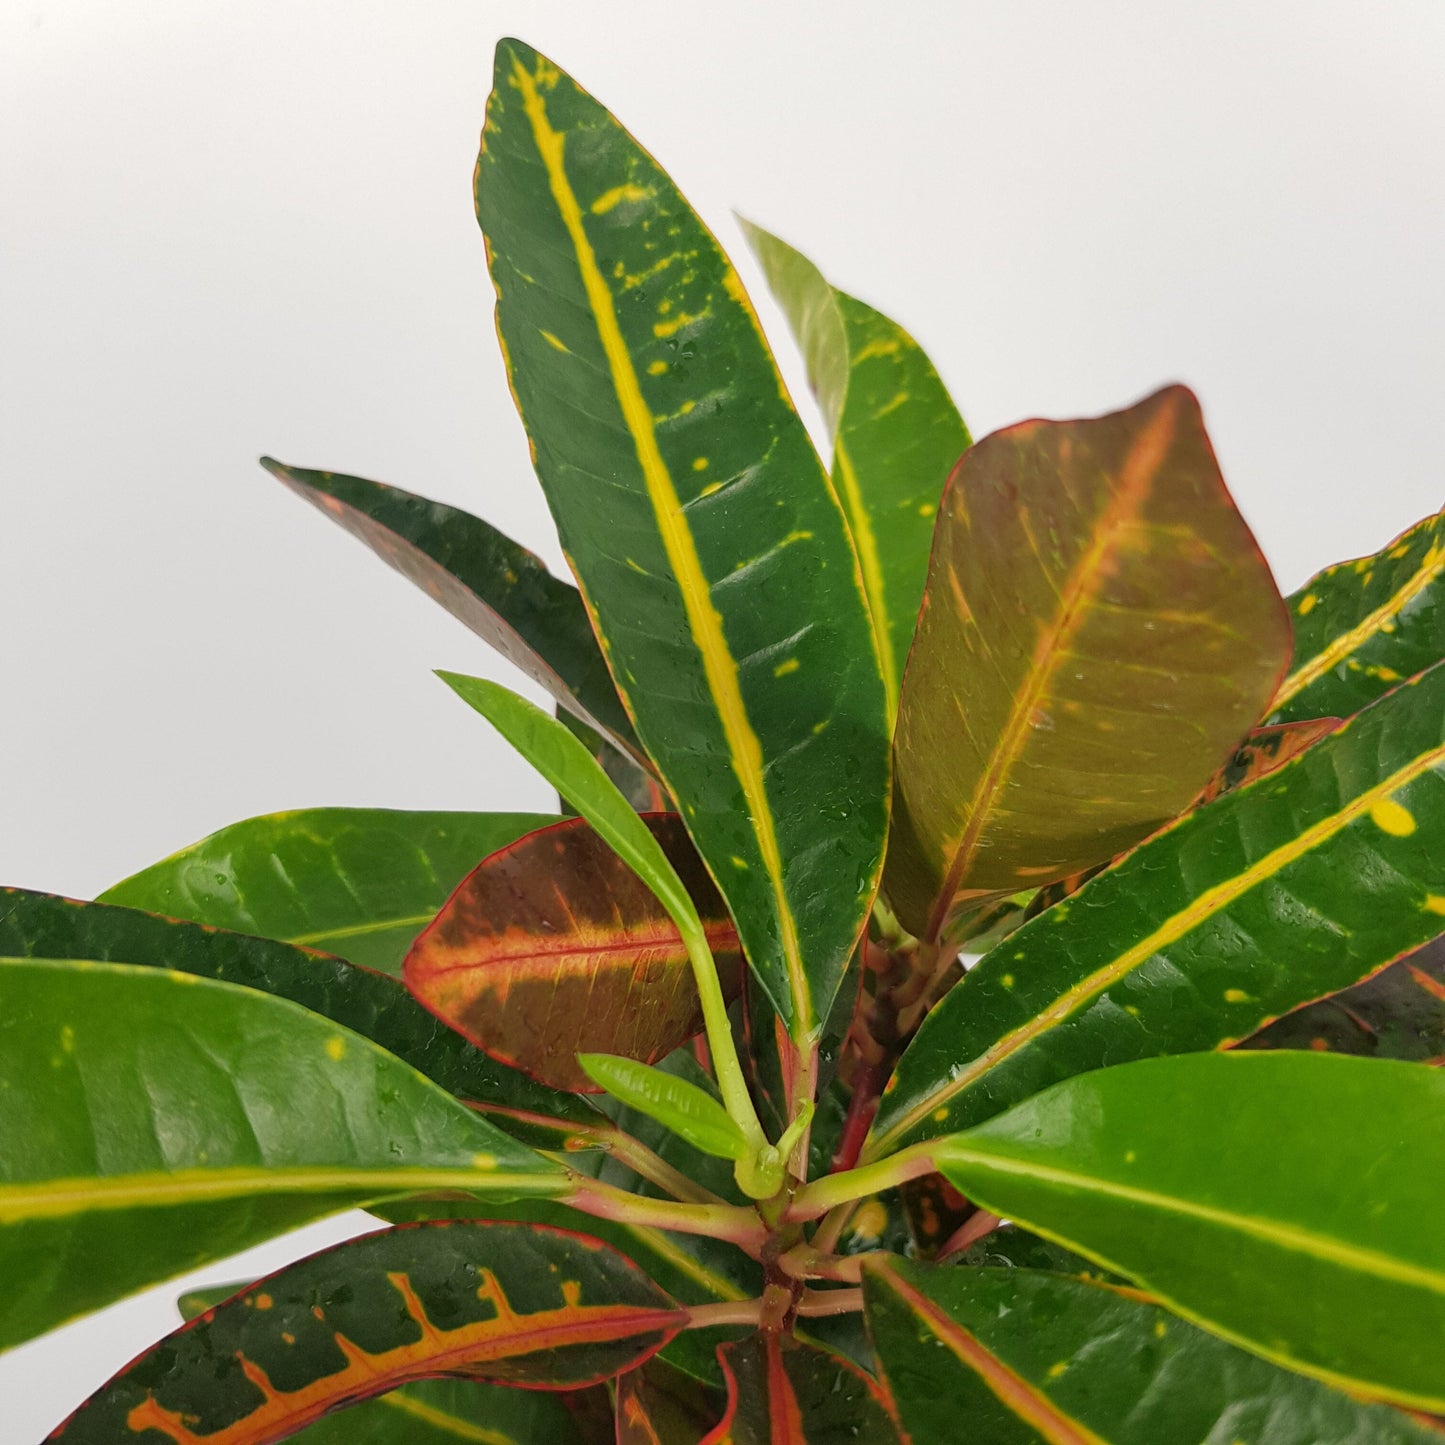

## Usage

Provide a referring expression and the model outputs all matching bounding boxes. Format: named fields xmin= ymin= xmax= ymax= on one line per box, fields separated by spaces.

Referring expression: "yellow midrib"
xmin=510 ymin=58 xmax=810 ymax=1031
xmin=876 ymin=1265 xmax=1109 ymax=1445
xmin=381 ymin=1392 xmax=517 ymax=1444
xmin=834 ymin=437 xmax=898 ymax=714
xmin=1273 ymin=539 xmax=1445 ymax=711
xmin=291 ymin=913 xmax=432 ymax=946
xmin=945 ymin=1146 xmax=1445 ymax=1296
xmin=0 ymin=1165 xmax=563 ymax=1221
xmin=874 ymin=735 xmax=1445 ymax=1153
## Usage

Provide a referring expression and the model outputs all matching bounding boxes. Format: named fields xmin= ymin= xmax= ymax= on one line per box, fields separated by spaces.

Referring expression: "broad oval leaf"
xmin=702 ymin=1333 xmax=900 ymax=1444
xmin=263 ymin=458 xmax=645 ymax=765
xmin=53 ymin=1221 xmax=683 ymax=1444
xmin=865 ymin=1259 xmax=1440 ymax=1444
xmin=741 ymin=220 xmax=972 ymax=707
xmin=1270 ymin=503 xmax=1445 ymax=725
xmin=476 ymin=39 xmax=891 ymax=1038
xmin=885 ymin=385 xmax=1291 ymax=941
xmin=934 ymin=1052 xmax=1445 ymax=1412
xmin=0 ymin=958 xmax=562 ymax=1349
xmin=405 ymin=813 xmax=741 ymax=1091
xmin=871 ymin=657 xmax=1445 ymax=1155
xmin=0 ymin=886 xmax=598 ymax=1138
xmin=100 ymin=807 xmax=555 ymax=975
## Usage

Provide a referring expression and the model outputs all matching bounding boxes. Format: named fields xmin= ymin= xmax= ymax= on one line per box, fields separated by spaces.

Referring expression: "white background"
xmin=3 ymin=1 xmax=1443 ymax=1435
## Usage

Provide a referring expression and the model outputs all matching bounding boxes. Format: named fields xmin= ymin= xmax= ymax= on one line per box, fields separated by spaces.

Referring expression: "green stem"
xmin=785 ymin=1141 xmax=937 ymax=1222
xmin=564 ymin=1173 xmax=767 ymax=1250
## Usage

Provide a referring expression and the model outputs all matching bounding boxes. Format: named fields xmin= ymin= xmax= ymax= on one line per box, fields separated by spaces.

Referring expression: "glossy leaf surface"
xmin=264 ymin=459 xmax=642 ymax=762
xmin=579 ymin=1053 xmax=747 ymax=1161
xmin=1189 ymin=716 xmax=1339 ymax=806
xmin=616 ymin=1357 xmax=723 ymax=1444
xmin=703 ymin=1333 xmax=899 ymax=1444
xmin=405 ymin=813 xmax=741 ymax=1091
xmin=885 ymin=385 xmax=1291 ymax=940
xmin=476 ymin=39 xmax=890 ymax=1036
xmin=0 ymin=886 xmax=597 ymax=1134
xmin=866 ymin=1259 xmax=1440 ymax=1444
xmin=101 ymin=808 xmax=553 ymax=976
xmin=872 ymin=658 xmax=1445 ymax=1154
xmin=54 ymin=1222 xmax=682 ymax=1443
xmin=1271 ymin=504 xmax=1445 ymax=725
xmin=742 ymin=221 xmax=972 ymax=705
xmin=934 ymin=1052 xmax=1445 ymax=1411
xmin=0 ymin=959 xmax=561 ymax=1349
xmin=1238 ymin=932 xmax=1445 ymax=1063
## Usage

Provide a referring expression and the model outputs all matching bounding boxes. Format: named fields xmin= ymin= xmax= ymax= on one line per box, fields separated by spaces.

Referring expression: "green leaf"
xmin=100 ymin=807 xmax=554 ymax=975
xmin=0 ymin=958 xmax=563 ymax=1349
xmin=865 ymin=1259 xmax=1440 ymax=1444
xmin=884 ymin=385 xmax=1292 ymax=941
xmin=405 ymin=814 xmax=741 ymax=1091
xmin=263 ymin=458 xmax=645 ymax=765
xmin=704 ymin=1333 xmax=901 ymax=1444
xmin=0 ymin=886 xmax=598 ymax=1137
xmin=475 ymin=39 xmax=891 ymax=1038
xmin=1271 ymin=503 xmax=1445 ymax=725
xmin=53 ymin=1221 xmax=683 ymax=1443
xmin=556 ymin=705 xmax=666 ymax=814
xmin=578 ymin=1053 xmax=748 ymax=1162
xmin=871 ymin=657 xmax=1445 ymax=1154
xmin=1237 ymin=933 xmax=1445 ymax=1062
xmin=741 ymin=220 xmax=972 ymax=708
xmin=934 ymin=1052 xmax=1445 ymax=1412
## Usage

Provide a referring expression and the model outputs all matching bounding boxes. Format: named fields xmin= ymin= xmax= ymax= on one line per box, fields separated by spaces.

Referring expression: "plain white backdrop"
xmin=3 ymin=1 xmax=1443 ymax=1435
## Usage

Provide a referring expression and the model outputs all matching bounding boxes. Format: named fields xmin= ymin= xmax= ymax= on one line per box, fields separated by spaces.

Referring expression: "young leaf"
xmin=475 ymin=39 xmax=891 ymax=1040
xmin=934 ymin=1052 xmax=1445 ymax=1412
xmin=100 ymin=807 xmax=555 ymax=975
xmin=0 ymin=886 xmax=598 ymax=1135
xmin=263 ymin=459 xmax=645 ymax=765
xmin=885 ymin=385 xmax=1292 ymax=941
xmin=702 ymin=1333 xmax=901 ymax=1444
xmin=578 ymin=1054 xmax=748 ymax=1162
xmin=865 ymin=1260 xmax=1440 ymax=1444
xmin=0 ymin=958 xmax=563 ymax=1350
xmin=52 ymin=1222 xmax=684 ymax=1443
xmin=871 ymin=656 xmax=1445 ymax=1154
xmin=405 ymin=814 xmax=742 ymax=1092
xmin=1270 ymin=503 xmax=1445 ymax=725
xmin=741 ymin=221 xmax=973 ymax=708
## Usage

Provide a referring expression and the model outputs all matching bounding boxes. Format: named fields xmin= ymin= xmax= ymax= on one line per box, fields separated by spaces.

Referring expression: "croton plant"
xmin=9 ymin=36 xmax=1445 ymax=1444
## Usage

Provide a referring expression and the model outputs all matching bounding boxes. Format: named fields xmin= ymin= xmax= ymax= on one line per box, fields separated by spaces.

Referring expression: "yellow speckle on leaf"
xmin=699 ymin=481 xmax=724 ymax=498
xmin=1154 ymin=1319 xmax=1167 ymax=1338
xmin=325 ymin=1036 xmax=347 ymax=1062
xmin=1001 ymin=974 xmax=1015 ymax=988
xmin=562 ymin=1278 xmax=583 ymax=1306
xmin=473 ymin=1152 xmax=496 ymax=1170
xmin=590 ymin=183 xmax=651 ymax=215
xmin=1370 ymin=799 xmax=1417 ymax=836
xmin=654 ymin=311 xmax=702 ymax=339
xmin=1047 ymin=1362 xmax=1068 ymax=1379
xmin=1224 ymin=988 xmax=1251 ymax=1004
xmin=647 ymin=359 xmax=668 ymax=375
xmin=774 ymin=658 xmax=800 ymax=677
xmin=730 ymin=856 xmax=749 ymax=869
xmin=851 ymin=1201 xmax=888 ymax=1239
xmin=917 ymin=502 xmax=936 ymax=518
xmin=1297 ymin=592 xmax=1318 ymax=616
xmin=812 ymin=719 xmax=830 ymax=735
xmin=933 ymin=1106 xmax=950 ymax=1122
xmin=1423 ymin=895 xmax=1445 ymax=915
xmin=679 ymin=399 xmax=696 ymax=415
xmin=692 ymin=457 xmax=709 ymax=471
xmin=539 ymin=330 xmax=571 ymax=354
xmin=253 ymin=1293 xmax=274 ymax=1310
xmin=60 ymin=1025 xmax=74 ymax=1054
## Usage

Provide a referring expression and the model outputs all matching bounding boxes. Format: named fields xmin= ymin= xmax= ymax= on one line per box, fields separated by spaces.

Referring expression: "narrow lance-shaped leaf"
xmin=885 ymin=385 xmax=1291 ymax=941
xmin=701 ymin=1333 xmax=901 ymax=1444
xmin=578 ymin=1053 xmax=748 ymax=1162
xmin=742 ymin=220 xmax=973 ymax=708
xmin=100 ymin=807 xmax=555 ymax=975
xmin=54 ymin=1222 xmax=684 ymax=1444
xmin=0 ymin=886 xmax=598 ymax=1138
xmin=1270 ymin=503 xmax=1445 ymax=725
xmin=0 ymin=958 xmax=563 ymax=1350
xmin=476 ymin=39 xmax=891 ymax=1038
xmin=865 ymin=1259 xmax=1441 ymax=1445
xmin=263 ymin=459 xmax=645 ymax=766
xmin=870 ymin=656 xmax=1445 ymax=1155
xmin=405 ymin=813 xmax=742 ymax=1092
xmin=935 ymin=1052 xmax=1445 ymax=1412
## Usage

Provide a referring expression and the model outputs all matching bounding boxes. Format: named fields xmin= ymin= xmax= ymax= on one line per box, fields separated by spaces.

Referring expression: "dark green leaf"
xmin=0 ymin=959 xmax=562 ymax=1349
xmin=53 ymin=1221 xmax=682 ymax=1443
xmin=866 ymin=1259 xmax=1439 ymax=1444
xmin=885 ymin=385 xmax=1291 ymax=941
xmin=100 ymin=807 xmax=553 ymax=975
xmin=475 ymin=39 xmax=891 ymax=1039
xmin=872 ymin=658 xmax=1445 ymax=1154
xmin=263 ymin=458 xmax=644 ymax=764
xmin=1270 ymin=504 xmax=1445 ymax=725
xmin=741 ymin=221 xmax=972 ymax=707
xmin=616 ymin=1357 xmax=724 ymax=1443
xmin=934 ymin=1052 xmax=1445 ymax=1412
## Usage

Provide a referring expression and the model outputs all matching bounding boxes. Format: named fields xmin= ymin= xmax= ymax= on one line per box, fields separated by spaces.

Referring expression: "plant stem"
xmin=809 ymin=1199 xmax=860 ymax=1256
xmin=565 ymin=1174 xmax=767 ymax=1251
xmin=785 ymin=1142 xmax=938 ymax=1223
xmin=797 ymin=1287 xmax=864 ymax=1317
xmin=684 ymin=1298 xmax=764 ymax=1329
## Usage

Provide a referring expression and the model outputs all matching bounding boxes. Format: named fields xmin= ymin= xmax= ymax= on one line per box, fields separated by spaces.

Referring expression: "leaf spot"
xmin=1369 ymin=799 xmax=1417 ymax=836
